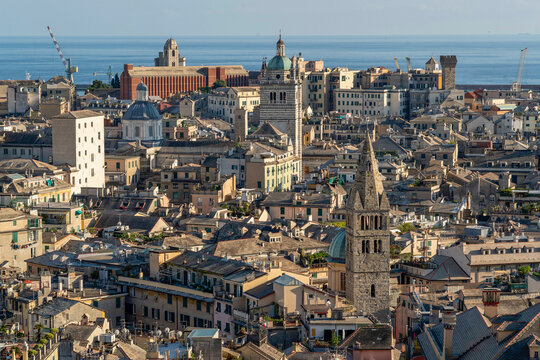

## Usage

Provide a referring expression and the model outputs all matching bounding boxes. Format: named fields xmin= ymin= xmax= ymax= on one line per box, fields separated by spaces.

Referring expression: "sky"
xmin=1 ymin=0 xmax=540 ymax=37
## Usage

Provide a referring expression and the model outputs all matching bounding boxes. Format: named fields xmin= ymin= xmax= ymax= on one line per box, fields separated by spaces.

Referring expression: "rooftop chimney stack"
xmin=482 ymin=288 xmax=501 ymax=319
xmin=442 ymin=305 xmax=456 ymax=360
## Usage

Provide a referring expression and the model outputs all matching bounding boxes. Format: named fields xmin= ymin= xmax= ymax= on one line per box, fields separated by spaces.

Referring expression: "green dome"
xmin=327 ymin=229 xmax=346 ymax=264
xmin=267 ymin=55 xmax=291 ymax=71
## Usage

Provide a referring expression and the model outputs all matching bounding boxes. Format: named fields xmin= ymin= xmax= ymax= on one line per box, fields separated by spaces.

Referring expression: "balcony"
xmin=233 ymin=309 xmax=249 ymax=323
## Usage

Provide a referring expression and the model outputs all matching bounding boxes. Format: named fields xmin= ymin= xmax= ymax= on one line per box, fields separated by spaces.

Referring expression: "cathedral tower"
xmin=259 ymin=36 xmax=303 ymax=173
xmin=345 ymin=136 xmax=390 ymax=322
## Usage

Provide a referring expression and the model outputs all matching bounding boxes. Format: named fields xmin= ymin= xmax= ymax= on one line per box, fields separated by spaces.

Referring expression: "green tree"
xmin=34 ymin=323 xmax=44 ymax=341
xmin=111 ymin=73 xmax=120 ymax=88
xmin=399 ymin=223 xmax=416 ymax=234
xmin=212 ymin=79 xmax=227 ymax=89
xmin=87 ymin=80 xmax=111 ymax=92
xmin=330 ymin=331 xmax=340 ymax=346
xmin=518 ymin=265 xmax=531 ymax=277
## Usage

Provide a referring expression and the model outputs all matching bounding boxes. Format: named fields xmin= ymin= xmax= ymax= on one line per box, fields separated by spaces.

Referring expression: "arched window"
xmin=371 ymin=284 xmax=376 ymax=297
xmin=374 ymin=239 xmax=378 ymax=253
xmin=365 ymin=240 xmax=370 ymax=254
xmin=172 ymin=50 xmax=175 ymax=57
xmin=283 ymin=92 xmax=287 ymax=103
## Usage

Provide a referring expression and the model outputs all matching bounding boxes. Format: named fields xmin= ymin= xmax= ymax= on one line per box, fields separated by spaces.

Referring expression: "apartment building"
xmin=303 ymin=68 xmax=356 ymax=115
xmin=334 ymin=88 xmax=408 ymax=118
xmin=104 ymin=155 xmax=140 ymax=188
xmin=0 ymin=208 xmax=42 ymax=270
xmin=208 ymin=87 xmax=259 ymax=123
xmin=245 ymin=142 xmax=301 ymax=193
xmin=51 ymin=110 xmax=105 ymax=194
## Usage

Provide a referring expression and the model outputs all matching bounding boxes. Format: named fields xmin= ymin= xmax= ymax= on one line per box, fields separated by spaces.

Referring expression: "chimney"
xmin=58 ymin=281 xmax=63 ymax=293
xmin=482 ymin=288 xmax=501 ymax=319
xmin=79 ymin=279 xmax=84 ymax=293
xmin=442 ymin=306 xmax=456 ymax=360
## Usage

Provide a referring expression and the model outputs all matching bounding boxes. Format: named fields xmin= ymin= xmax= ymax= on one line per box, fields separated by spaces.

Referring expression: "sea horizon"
xmin=1 ymin=34 xmax=538 ymax=85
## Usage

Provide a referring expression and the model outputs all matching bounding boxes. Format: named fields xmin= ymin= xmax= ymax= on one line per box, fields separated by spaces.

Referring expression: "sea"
xmin=0 ymin=34 xmax=539 ymax=85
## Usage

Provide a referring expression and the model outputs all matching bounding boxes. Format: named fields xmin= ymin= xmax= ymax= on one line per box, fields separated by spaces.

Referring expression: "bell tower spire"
xmin=276 ymin=33 xmax=285 ymax=57
xmin=345 ymin=135 xmax=390 ymax=322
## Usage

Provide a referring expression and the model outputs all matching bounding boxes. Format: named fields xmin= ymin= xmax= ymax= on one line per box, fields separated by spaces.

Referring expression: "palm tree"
xmin=34 ymin=324 xmax=44 ymax=342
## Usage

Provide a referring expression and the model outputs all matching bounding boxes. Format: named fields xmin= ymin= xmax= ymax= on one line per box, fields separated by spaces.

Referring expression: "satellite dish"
xmin=114 ymin=330 xmax=120 ymax=335
xmin=164 ymin=328 xmax=170 ymax=334
xmin=176 ymin=331 xmax=183 ymax=338
xmin=156 ymin=330 xmax=162 ymax=337
xmin=149 ymin=331 xmax=154 ymax=336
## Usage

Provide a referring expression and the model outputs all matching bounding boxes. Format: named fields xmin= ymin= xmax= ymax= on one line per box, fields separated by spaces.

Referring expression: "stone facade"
xmin=154 ymin=38 xmax=186 ymax=67
xmin=440 ymin=55 xmax=457 ymax=90
xmin=345 ymin=136 xmax=390 ymax=322
xmin=259 ymin=37 xmax=303 ymax=168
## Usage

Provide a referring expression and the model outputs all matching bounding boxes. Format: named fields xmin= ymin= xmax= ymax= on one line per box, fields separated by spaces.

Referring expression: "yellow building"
xmin=245 ymin=142 xmax=301 ymax=193
xmin=0 ymin=208 xmax=42 ymax=270
xmin=105 ymin=155 xmax=140 ymax=188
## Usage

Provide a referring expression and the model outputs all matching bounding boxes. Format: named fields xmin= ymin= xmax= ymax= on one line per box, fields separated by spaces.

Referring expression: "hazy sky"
xmin=2 ymin=0 xmax=540 ymax=37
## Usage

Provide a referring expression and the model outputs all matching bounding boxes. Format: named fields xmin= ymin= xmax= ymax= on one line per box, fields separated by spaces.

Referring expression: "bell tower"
xmin=345 ymin=135 xmax=390 ymax=322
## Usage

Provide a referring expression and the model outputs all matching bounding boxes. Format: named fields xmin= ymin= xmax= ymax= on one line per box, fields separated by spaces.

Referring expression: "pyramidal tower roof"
xmin=347 ymin=135 xmax=389 ymax=210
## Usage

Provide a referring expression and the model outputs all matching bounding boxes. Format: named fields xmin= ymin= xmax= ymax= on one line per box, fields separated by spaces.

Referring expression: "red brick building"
xmin=120 ymin=64 xmax=250 ymax=100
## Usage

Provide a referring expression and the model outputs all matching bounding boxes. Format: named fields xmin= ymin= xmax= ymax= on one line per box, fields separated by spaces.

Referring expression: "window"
xmin=371 ymin=284 xmax=376 ymax=297
xmin=143 ymin=306 xmax=148 ymax=317
xmin=167 ymin=294 xmax=173 ymax=304
xmin=216 ymin=302 xmax=221 ymax=312
xmin=280 ymin=207 xmax=285 ymax=215
xmin=197 ymin=300 xmax=202 ymax=311
xmin=183 ymin=297 xmax=188 ymax=307
xmin=116 ymin=297 xmax=121 ymax=308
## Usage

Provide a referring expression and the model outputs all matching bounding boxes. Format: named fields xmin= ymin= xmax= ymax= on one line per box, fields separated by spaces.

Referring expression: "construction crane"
xmin=405 ymin=57 xmax=412 ymax=72
xmin=394 ymin=58 xmax=400 ymax=72
xmin=93 ymin=65 xmax=114 ymax=83
xmin=511 ymin=48 xmax=527 ymax=92
xmin=47 ymin=26 xmax=78 ymax=83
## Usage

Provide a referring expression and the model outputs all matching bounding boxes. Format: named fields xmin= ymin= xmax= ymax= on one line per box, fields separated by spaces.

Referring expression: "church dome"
xmin=267 ymin=55 xmax=291 ymax=71
xmin=123 ymin=101 xmax=161 ymax=121
xmin=327 ymin=229 xmax=346 ymax=263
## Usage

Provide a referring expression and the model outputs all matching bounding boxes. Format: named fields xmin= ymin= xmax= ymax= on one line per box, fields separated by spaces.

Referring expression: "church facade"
xmin=345 ymin=136 xmax=391 ymax=322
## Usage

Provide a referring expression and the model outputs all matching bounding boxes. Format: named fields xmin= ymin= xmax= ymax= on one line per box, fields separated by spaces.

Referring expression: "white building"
xmin=335 ymin=88 xmax=408 ymax=117
xmin=121 ymin=82 xmax=163 ymax=147
xmin=51 ymin=110 xmax=105 ymax=194
xmin=208 ymin=87 xmax=259 ymax=123
xmin=7 ymin=83 xmax=40 ymax=114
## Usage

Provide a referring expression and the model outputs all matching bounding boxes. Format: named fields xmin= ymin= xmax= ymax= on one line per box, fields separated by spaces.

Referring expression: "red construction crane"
xmin=47 ymin=26 xmax=78 ymax=83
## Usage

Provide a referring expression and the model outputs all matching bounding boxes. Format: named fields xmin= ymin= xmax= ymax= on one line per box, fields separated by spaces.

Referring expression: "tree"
xmin=111 ymin=73 xmax=120 ymax=88
xmin=87 ymin=80 xmax=111 ymax=92
xmin=518 ymin=265 xmax=531 ymax=278
xmin=330 ymin=331 xmax=340 ymax=346
xmin=212 ymin=79 xmax=227 ymax=89
xmin=399 ymin=223 xmax=416 ymax=234
xmin=34 ymin=323 xmax=44 ymax=341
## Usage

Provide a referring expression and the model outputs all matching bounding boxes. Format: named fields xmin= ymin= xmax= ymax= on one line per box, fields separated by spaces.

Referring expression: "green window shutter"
xmin=12 ymin=232 xmax=18 ymax=243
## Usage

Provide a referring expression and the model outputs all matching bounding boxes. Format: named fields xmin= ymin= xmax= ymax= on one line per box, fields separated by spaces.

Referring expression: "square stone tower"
xmin=440 ymin=55 xmax=457 ymax=90
xmin=345 ymin=135 xmax=390 ymax=322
